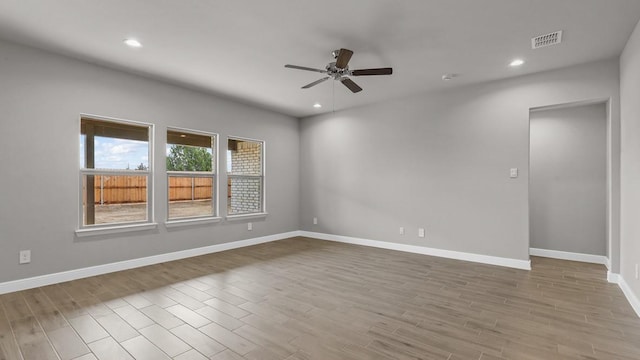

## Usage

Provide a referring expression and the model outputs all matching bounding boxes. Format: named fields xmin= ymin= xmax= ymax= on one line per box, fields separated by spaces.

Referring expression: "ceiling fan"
xmin=284 ymin=48 xmax=392 ymax=93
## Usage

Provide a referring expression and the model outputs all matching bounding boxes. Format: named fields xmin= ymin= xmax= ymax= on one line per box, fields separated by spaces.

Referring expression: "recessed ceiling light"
xmin=180 ymin=134 xmax=187 ymax=138
xmin=510 ymin=59 xmax=525 ymax=67
xmin=313 ymin=103 xmax=322 ymax=108
xmin=124 ymin=38 xmax=142 ymax=48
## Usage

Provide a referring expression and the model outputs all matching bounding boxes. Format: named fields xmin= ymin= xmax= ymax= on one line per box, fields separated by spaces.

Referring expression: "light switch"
xmin=510 ymin=168 xmax=518 ymax=178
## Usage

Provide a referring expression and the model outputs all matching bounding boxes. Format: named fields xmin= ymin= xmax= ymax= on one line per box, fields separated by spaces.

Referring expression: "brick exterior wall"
xmin=229 ymin=141 xmax=262 ymax=214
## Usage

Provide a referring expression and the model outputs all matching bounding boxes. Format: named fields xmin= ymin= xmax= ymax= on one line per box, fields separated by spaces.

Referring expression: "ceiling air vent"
xmin=531 ymin=31 xmax=563 ymax=49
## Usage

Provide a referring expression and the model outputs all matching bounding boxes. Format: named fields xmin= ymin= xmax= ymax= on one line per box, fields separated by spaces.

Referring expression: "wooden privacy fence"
xmin=90 ymin=175 xmax=212 ymax=204
xmin=168 ymin=177 xmax=213 ymax=202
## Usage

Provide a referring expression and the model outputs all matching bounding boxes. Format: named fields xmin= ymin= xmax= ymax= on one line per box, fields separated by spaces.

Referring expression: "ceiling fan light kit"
xmin=285 ymin=48 xmax=393 ymax=93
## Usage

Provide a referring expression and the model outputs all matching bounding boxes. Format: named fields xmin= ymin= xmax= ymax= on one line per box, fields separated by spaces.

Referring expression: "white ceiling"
xmin=0 ymin=0 xmax=639 ymax=118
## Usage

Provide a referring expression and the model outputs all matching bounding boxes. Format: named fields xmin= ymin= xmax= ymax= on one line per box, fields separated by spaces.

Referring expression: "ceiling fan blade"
xmin=335 ymin=48 xmax=354 ymax=69
xmin=302 ymin=77 xmax=330 ymax=89
xmin=351 ymin=68 xmax=393 ymax=76
xmin=285 ymin=64 xmax=327 ymax=73
xmin=341 ymin=78 xmax=362 ymax=93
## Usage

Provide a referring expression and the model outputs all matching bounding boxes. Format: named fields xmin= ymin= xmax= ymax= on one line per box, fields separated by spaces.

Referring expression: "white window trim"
xmin=226 ymin=136 xmax=266 ymax=216
xmin=226 ymin=212 xmax=268 ymax=221
xmin=165 ymin=127 xmax=219 ymax=223
xmin=165 ymin=216 xmax=222 ymax=228
xmin=75 ymin=222 xmax=158 ymax=237
xmin=77 ymin=114 xmax=155 ymax=234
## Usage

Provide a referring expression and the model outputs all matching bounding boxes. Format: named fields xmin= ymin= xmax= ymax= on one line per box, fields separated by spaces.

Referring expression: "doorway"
xmin=529 ymin=103 xmax=608 ymax=260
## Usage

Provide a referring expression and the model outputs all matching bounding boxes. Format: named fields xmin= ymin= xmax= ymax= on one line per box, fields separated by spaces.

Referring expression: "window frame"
xmin=77 ymin=114 xmax=155 ymax=234
xmin=165 ymin=127 xmax=219 ymax=224
xmin=226 ymin=136 xmax=266 ymax=218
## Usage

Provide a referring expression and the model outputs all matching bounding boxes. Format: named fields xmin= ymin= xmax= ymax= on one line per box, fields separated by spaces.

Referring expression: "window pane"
xmin=167 ymin=130 xmax=212 ymax=148
xmin=168 ymin=176 xmax=214 ymax=219
xmin=166 ymin=130 xmax=215 ymax=172
xmin=228 ymin=177 xmax=262 ymax=215
xmin=82 ymin=175 xmax=147 ymax=225
xmin=93 ymin=137 xmax=149 ymax=170
xmin=228 ymin=139 xmax=262 ymax=176
xmin=166 ymin=144 xmax=213 ymax=172
xmin=81 ymin=118 xmax=149 ymax=170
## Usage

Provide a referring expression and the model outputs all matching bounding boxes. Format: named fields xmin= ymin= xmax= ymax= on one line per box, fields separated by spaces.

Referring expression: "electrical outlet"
xmin=510 ymin=168 xmax=519 ymax=178
xmin=313 ymin=217 xmax=318 ymax=225
xmin=418 ymin=228 xmax=425 ymax=238
xmin=399 ymin=227 xmax=405 ymax=235
xmin=248 ymin=222 xmax=253 ymax=231
xmin=19 ymin=250 xmax=31 ymax=264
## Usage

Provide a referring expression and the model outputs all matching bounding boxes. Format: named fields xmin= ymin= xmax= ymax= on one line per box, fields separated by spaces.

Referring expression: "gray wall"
xmin=300 ymin=59 xmax=620 ymax=263
xmin=621 ymin=20 xmax=640 ymax=299
xmin=529 ymin=104 xmax=607 ymax=255
xmin=0 ymin=39 xmax=300 ymax=283
xmin=0 ymin=32 xmax=630 ymax=285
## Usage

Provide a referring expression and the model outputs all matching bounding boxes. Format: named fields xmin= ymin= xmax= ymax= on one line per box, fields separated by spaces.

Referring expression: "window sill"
xmin=226 ymin=212 xmax=268 ymax=221
xmin=165 ymin=217 xmax=222 ymax=228
xmin=75 ymin=223 xmax=158 ymax=237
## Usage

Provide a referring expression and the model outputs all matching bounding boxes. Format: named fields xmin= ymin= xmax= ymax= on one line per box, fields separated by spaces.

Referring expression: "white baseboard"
xmin=0 ymin=231 xmax=300 ymax=295
xmin=607 ymin=272 xmax=640 ymax=317
xmin=607 ymin=271 xmax=620 ymax=283
xmin=530 ymin=248 xmax=609 ymax=268
xmin=299 ymin=231 xmax=531 ymax=270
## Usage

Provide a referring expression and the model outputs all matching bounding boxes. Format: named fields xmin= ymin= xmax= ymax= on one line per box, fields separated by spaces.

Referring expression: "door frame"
xmin=528 ymin=98 xmax=618 ymax=276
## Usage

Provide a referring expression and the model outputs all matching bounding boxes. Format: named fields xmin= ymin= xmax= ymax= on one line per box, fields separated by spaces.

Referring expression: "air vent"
xmin=531 ymin=31 xmax=563 ymax=49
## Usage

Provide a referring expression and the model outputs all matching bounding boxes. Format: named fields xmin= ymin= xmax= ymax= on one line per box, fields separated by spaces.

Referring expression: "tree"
xmin=135 ymin=162 xmax=148 ymax=171
xmin=166 ymin=145 xmax=212 ymax=171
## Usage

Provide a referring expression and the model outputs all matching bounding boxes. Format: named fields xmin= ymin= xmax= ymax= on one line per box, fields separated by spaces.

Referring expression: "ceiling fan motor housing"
xmin=326 ymin=62 xmax=349 ymax=79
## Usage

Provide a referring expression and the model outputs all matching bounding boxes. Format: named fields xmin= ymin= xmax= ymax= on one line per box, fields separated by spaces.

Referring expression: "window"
xmin=166 ymin=129 xmax=217 ymax=220
xmin=227 ymin=138 xmax=264 ymax=216
xmin=80 ymin=117 xmax=152 ymax=228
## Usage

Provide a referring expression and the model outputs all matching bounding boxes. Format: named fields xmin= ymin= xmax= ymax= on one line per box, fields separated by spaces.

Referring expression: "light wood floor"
xmin=1 ymin=237 xmax=639 ymax=360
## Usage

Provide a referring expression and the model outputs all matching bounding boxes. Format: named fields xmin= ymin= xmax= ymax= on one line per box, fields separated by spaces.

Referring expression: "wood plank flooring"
xmin=1 ymin=237 xmax=639 ymax=359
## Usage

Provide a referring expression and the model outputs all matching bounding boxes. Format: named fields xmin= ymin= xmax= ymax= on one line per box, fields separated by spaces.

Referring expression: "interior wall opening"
xmin=529 ymin=102 xmax=609 ymax=261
